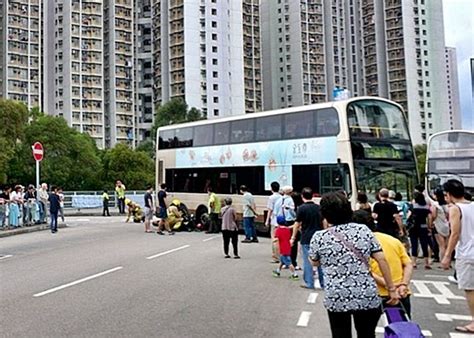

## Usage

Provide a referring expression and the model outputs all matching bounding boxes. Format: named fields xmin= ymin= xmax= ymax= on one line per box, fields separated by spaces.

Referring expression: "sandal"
xmin=424 ymin=265 xmax=432 ymax=270
xmin=455 ymin=326 xmax=474 ymax=334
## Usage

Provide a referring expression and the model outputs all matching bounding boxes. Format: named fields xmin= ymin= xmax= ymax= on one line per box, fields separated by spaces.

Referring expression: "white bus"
xmin=156 ymin=97 xmax=418 ymax=218
xmin=426 ymin=130 xmax=474 ymax=196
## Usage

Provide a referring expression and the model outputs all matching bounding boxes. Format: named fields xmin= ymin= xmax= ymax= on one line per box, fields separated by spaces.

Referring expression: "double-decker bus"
xmin=426 ymin=130 xmax=474 ymax=196
xmin=156 ymin=97 xmax=418 ymax=216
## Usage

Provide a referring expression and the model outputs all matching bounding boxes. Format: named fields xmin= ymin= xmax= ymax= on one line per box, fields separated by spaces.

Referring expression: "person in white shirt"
xmin=265 ymin=181 xmax=282 ymax=263
xmin=38 ymin=183 xmax=49 ymax=223
xmin=442 ymin=179 xmax=474 ymax=334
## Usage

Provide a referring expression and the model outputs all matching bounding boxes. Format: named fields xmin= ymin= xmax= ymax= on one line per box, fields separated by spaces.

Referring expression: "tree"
xmin=415 ymin=144 xmax=427 ymax=178
xmin=7 ymin=114 xmax=102 ymax=190
xmin=0 ymin=100 xmax=29 ymax=183
xmin=152 ymin=98 xmax=205 ymax=139
xmin=101 ymin=143 xmax=154 ymax=190
xmin=136 ymin=139 xmax=155 ymax=159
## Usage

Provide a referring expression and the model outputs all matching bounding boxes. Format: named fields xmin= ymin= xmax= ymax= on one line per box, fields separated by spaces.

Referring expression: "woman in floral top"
xmin=309 ymin=192 xmax=399 ymax=338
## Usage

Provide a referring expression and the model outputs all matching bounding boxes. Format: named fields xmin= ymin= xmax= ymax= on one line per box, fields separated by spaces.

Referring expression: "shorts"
xmin=158 ymin=207 xmax=167 ymax=219
xmin=280 ymin=255 xmax=292 ymax=267
xmin=456 ymin=259 xmax=474 ymax=290
xmin=144 ymin=207 xmax=153 ymax=221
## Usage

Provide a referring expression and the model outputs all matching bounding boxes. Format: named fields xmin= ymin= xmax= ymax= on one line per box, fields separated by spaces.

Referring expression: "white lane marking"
xmin=0 ymin=255 xmax=13 ymax=260
xmin=146 ymin=245 xmax=190 ymax=260
xmin=411 ymin=280 xmax=465 ymax=304
xmin=450 ymin=333 xmax=474 ymax=338
xmin=202 ymin=235 xmax=220 ymax=242
xmin=436 ymin=313 xmax=473 ymax=322
xmin=33 ymin=266 xmax=123 ymax=297
xmin=307 ymin=293 xmax=318 ymax=304
xmin=375 ymin=327 xmax=432 ymax=336
xmin=297 ymin=311 xmax=312 ymax=327
xmin=425 ymin=274 xmax=449 ymax=279
xmin=75 ymin=218 xmax=90 ymax=222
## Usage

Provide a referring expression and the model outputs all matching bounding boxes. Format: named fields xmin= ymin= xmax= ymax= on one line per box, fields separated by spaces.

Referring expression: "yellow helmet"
xmin=125 ymin=198 xmax=132 ymax=205
xmin=172 ymin=199 xmax=180 ymax=206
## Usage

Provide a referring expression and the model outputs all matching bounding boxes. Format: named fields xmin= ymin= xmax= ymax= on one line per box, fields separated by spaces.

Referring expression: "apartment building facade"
xmin=134 ymin=0 xmax=154 ymax=144
xmin=152 ymin=0 xmax=262 ymax=119
xmin=444 ymin=47 xmax=462 ymax=129
xmin=0 ymin=0 xmax=42 ymax=108
xmin=262 ymin=0 xmax=449 ymax=144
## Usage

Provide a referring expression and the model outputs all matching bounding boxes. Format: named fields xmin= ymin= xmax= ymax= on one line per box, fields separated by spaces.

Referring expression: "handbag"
xmin=328 ymin=226 xmax=369 ymax=268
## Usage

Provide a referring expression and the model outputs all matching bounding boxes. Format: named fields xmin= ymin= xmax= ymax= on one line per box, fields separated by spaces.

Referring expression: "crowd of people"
xmin=0 ymin=183 xmax=64 ymax=233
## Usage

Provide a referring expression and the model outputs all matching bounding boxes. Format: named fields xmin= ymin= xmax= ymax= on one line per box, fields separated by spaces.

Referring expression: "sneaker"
xmin=272 ymin=270 xmax=281 ymax=277
xmin=168 ymin=231 xmax=175 ymax=235
xmin=295 ymin=266 xmax=302 ymax=271
xmin=251 ymin=238 xmax=259 ymax=243
xmin=156 ymin=231 xmax=165 ymax=235
xmin=224 ymin=255 xmax=231 ymax=259
xmin=241 ymin=239 xmax=252 ymax=243
xmin=448 ymin=276 xmax=458 ymax=284
xmin=234 ymin=255 xmax=241 ymax=259
xmin=289 ymin=274 xmax=299 ymax=281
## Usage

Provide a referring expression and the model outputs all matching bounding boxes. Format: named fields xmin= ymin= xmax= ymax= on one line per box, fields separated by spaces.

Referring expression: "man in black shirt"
xmin=48 ymin=186 xmax=61 ymax=233
xmin=291 ymin=187 xmax=323 ymax=289
xmin=373 ymin=188 xmax=402 ymax=239
xmin=0 ymin=186 xmax=11 ymax=229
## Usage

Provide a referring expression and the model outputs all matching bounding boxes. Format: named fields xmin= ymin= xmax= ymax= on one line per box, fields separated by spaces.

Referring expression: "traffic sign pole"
xmin=36 ymin=160 xmax=40 ymax=191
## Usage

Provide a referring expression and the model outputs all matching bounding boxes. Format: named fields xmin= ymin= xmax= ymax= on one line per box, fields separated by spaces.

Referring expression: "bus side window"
xmin=316 ymin=108 xmax=339 ymax=136
xmin=231 ymin=119 xmax=255 ymax=144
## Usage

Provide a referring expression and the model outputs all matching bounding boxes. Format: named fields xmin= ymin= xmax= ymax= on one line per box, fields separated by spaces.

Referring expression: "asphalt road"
xmin=0 ymin=217 xmax=471 ymax=337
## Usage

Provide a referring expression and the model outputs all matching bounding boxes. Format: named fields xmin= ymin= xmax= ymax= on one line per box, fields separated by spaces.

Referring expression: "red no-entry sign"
xmin=32 ymin=142 xmax=44 ymax=162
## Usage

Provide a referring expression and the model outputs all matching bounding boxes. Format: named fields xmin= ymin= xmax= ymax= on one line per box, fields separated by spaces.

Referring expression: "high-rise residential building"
xmin=50 ymin=0 xmax=105 ymax=149
xmin=45 ymin=0 xmax=135 ymax=149
xmin=0 ymin=0 xmax=42 ymax=108
xmin=104 ymin=0 xmax=135 ymax=148
xmin=134 ymin=0 xmax=154 ymax=144
xmin=444 ymin=47 xmax=462 ymax=129
xmin=261 ymin=0 xmax=449 ymax=144
xmin=152 ymin=0 xmax=262 ymax=119
xmin=261 ymin=0 xmax=327 ymax=110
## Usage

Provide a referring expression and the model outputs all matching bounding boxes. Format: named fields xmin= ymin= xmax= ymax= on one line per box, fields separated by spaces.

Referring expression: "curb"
xmin=0 ymin=223 xmax=68 ymax=238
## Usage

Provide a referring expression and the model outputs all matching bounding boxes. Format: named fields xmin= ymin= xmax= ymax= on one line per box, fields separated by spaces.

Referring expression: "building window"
xmin=212 ymin=46 xmax=218 ymax=53
xmin=211 ymin=8 xmax=217 ymax=15
xmin=212 ymin=33 xmax=217 ymax=40
xmin=213 ymin=71 xmax=218 ymax=78
xmin=213 ymin=84 xmax=218 ymax=90
xmin=212 ymin=59 xmax=218 ymax=65
xmin=212 ymin=21 xmax=217 ymax=28
xmin=213 ymin=109 xmax=219 ymax=116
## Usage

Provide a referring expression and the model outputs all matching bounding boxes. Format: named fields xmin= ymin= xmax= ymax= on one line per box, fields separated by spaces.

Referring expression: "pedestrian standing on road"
xmin=115 ymin=180 xmax=126 ymax=214
xmin=23 ymin=185 xmax=37 ymax=226
xmin=373 ymin=188 xmax=403 ymax=239
xmin=356 ymin=191 xmax=372 ymax=213
xmin=58 ymin=187 xmax=65 ymax=223
xmin=240 ymin=185 xmax=258 ymax=243
xmin=221 ymin=197 xmax=240 ymax=259
xmin=291 ymin=187 xmax=323 ymax=290
xmin=353 ymin=210 xmax=414 ymax=318
xmin=206 ymin=187 xmax=221 ymax=234
xmin=309 ymin=192 xmax=399 ymax=338
xmin=273 ymin=218 xmax=299 ymax=281
xmin=431 ymin=189 xmax=450 ymax=264
xmin=408 ymin=192 xmax=433 ymax=269
xmin=156 ymin=183 xmax=174 ymax=235
xmin=9 ymin=185 xmax=23 ymax=228
xmin=48 ymin=186 xmax=61 ymax=234
xmin=266 ymin=181 xmax=281 ymax=263
xmin=144 ymin=185 xmax=154 ymax=233
xmin=441 ymin=179 xmax=474 ymax=334
xmin=102 ymin=190 xmax=111 ymax=216
xmin=38 ymin=183 xmax=49 ymax=224
xmin=0 ymin=186 xmax=11 ymax=229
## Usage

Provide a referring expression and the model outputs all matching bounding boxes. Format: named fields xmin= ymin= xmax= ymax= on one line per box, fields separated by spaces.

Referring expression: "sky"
xmin=443 ymin=0 xmax=473 ymax=130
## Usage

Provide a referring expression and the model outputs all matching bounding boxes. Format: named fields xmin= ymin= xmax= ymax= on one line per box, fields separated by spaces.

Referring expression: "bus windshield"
xmin=347 ymin=100 xmax=410 ymax=141
xmin=355 ymin=164 xmax=416 ymax=202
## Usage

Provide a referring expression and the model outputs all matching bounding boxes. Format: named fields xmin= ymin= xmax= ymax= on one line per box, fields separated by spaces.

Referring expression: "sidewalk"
xmin=0 ymin=209 xmax=124 ymax=238
xmin=0 ymin=222 xmax=68 ymax=238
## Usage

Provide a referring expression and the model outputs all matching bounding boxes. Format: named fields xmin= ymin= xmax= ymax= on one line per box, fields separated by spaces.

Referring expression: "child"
xmin=102 ymin=190 xmax=111 ymax=216
xmin=273 ymin=216 xmax=299 ymax=280
xmin=221 ymin=197 xmax=240 ymax=259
